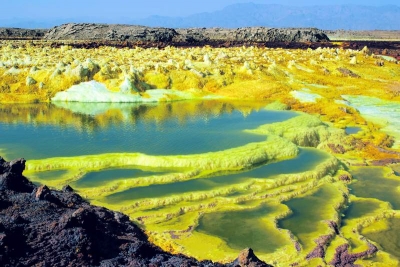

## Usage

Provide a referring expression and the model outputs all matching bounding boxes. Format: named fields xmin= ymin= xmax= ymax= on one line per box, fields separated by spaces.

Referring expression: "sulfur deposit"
xmin=1 ymin=40 xmax=399 ymax=154
xmin=1 ymin=39 xmax=400 ymax=266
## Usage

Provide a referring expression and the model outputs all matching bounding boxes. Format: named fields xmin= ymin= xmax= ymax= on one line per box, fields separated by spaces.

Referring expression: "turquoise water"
xmin=105 ymin=148 xmax=329 ymax=203
xmin=345 ymin=126 xmax=361 ymax=135
xmin=0 ymin=102 xmax=297 ymax=160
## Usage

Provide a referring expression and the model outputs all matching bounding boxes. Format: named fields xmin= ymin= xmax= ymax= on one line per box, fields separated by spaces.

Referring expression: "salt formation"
xmin=290 ymin=89 xmax=323 ymax=103
xmin=342 ymin=95 xmax=400 ymax=149
xmin=25 ymin=76 xmax=37 ymax=86
xmin=51 ymin=80 xmax=196 ymax=102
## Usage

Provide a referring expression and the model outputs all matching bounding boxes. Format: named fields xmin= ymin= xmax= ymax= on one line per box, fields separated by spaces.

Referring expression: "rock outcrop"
xmin=0 ymin=156 xmax=272 ymax=267
xmin=0 ymin=28 xmax=46 ymax=39
xmin=44 ymin=23 xmax=178 ymax=42
xmin=175 ymin=27 xmax=329 ymax=43
xmin=44 ymin=23 xmax=329 ymax=43
xmin=330 ymin=243 xmax=378 ymax=267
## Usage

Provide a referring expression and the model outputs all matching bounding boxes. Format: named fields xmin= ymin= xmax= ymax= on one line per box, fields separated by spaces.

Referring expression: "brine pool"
xmin=0 ymin=101 xmax=295 ymax=159
xmin=1 ymin=100 xmax=399 ymax=263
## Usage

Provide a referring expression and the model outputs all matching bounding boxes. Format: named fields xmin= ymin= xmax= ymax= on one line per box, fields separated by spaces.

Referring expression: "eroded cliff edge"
xmin=0 ymin=156 xmax=271 ymax=267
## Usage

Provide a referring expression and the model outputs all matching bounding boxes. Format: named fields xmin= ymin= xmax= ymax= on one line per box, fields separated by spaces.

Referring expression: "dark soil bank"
xmin=0 ymin=156 xmax=271 ymax=267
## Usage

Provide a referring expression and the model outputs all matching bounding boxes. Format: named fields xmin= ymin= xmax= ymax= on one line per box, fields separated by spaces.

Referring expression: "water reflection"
xmin=0 ymin=100 xmax=297 ymax=159
xmin=0 ymin=100 xmax=277 ymax=131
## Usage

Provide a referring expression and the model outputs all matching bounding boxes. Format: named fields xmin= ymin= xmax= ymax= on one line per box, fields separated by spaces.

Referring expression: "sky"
xmin=2 ymin=0 xmax=399 ymax=21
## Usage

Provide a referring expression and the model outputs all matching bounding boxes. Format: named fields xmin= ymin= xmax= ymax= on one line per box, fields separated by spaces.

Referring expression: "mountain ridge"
xmin=131 ymin=3 xmax=400 ymax=30
xmin=1 ymin=4 xmax=399 ymax=30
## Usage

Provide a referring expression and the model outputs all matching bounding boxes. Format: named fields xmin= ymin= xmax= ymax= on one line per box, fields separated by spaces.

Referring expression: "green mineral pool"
xmin=362 ymin=217 xmax=400 ymax=258
xmin=30 ymin=170 xmax=69 ymax=181
xmin=0 ymin=101 xmax=297 ymax=160
xmin=196 ymin=204 xmax=290 ymax=254
xmin=72 ymin=166 xmax=173 ymax=188
xmin=342 ymin=199 xmax=381 ymax=222
xmin=0 ymin=100 xmax=355 ymax=264
xmin=349 ymin=167 xmax=400 ymax=210
xmin=278 ymin=185 xmax=342 ymax=251
xmin=104 ymin=148 xmax=329 ymax=203
xmin=345 ymin=126 xmax=361 ymax=135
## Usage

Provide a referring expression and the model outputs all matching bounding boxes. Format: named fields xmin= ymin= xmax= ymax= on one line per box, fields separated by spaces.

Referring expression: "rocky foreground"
xmin=0 ymin=157 xmax=271 ymax=267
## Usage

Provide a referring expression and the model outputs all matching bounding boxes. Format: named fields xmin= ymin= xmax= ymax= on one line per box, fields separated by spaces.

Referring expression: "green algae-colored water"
xmin=342 ymin=199 xmax=381 ymax=222
xmin=346 ymin=167 xmax=400 ymax=259
xmin=278 ymin=185 xmax=340 ymax=250
xmin=391 ymin=164 xmax=400 ymax=176
xmin=72 ymin=166 xmax=172 ymax=188
xmin=362 ymin=217 xmax=400 ymax=258
xmin=349 ymin=167 xmax=400 ymax=210
xmin=4 ymin=100 xmax=400 ymax=264
xmin=341 ymin=199 xmax=383 ymax=249
xmin=105 ymin=148 xmax=329 ymax=203
xmin=197 ymin=204 xmax=290 ymax=253
xmin=30 ymin=169 xmax=69 ymax=181
xmin=0 ymin=102 xmax=296 ymax=160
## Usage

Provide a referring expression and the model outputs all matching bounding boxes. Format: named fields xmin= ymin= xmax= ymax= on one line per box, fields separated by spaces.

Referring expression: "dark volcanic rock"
xmin=306 ymin=221 xmax=340 ymax=260
xmin=44 ymin=23 xmax=329 ymax=43
xmin=229 ymin=248 xmax=273 ymax=267
xmin=174 ymin=27 xmax=329 ymax=43
xmin=0 ymin=28 xmax=46 ymax=39
xmin=330 ymin=243 xmax=378 ymax=267
xmin=0 ymin=157 xmax=33 ymax=192
xmin=45 ymin=23 xmax=179 ymax=42
xmin=0 ymin=157 xmax=272 ymax=267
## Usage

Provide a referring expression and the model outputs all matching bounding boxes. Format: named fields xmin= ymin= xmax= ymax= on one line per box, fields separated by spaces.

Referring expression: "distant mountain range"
xmin=1 ymin=3 xmax=400 ymax=30
xmin=132 ymin=3 xmax=400 ymax=30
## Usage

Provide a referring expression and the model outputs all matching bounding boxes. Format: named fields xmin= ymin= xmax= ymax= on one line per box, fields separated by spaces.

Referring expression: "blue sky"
xmin=2 ymin=0 xmax=399 ymax=20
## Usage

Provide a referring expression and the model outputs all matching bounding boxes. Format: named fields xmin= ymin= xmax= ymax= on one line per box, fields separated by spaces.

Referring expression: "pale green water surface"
xmin=349 ymin=167 xmax=400 ymax=210
xmin=196 ymin=204 xmax=290 ymax=253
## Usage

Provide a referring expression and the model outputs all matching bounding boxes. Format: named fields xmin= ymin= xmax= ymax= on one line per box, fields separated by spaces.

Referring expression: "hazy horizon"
xmin=2 ymin=0 xmax=400 ymax=28
xmin=0 ymin=0 xmax=399 ymax=28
